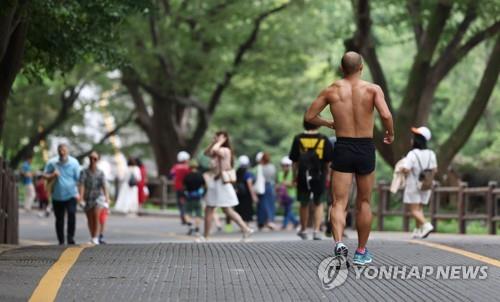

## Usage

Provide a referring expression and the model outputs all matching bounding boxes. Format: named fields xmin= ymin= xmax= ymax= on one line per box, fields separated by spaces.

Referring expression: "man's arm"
xmin=304 ymin=90 xmax=334 ymax=129
xmin=373 ymin=85 xmax=394 ymax=144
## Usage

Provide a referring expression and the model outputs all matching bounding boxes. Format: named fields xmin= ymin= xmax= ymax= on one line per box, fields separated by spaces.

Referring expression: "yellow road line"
xmin=29 ymin=245 xmax=89 ymax=302
xmin=409 ymin=240 xmax=500 ymax=268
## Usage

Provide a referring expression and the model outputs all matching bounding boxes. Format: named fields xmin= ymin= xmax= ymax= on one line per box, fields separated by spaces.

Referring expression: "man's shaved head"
xmin=341 ymin=51 xmax=363 ymax=75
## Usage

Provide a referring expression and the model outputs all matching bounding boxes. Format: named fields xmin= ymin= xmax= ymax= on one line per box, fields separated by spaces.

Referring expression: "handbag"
xmin=221 ymin=169 xmax=237 ymax=184
xmin=253 ymin=164 xmax=265 ymax=194
xmin=218 ymin=156 xmax=236 ymax=184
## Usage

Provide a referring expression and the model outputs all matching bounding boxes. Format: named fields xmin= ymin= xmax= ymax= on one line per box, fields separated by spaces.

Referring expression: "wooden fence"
xmin=0 ymin=158 xmax=18 ymax=244
xmin=376 ymin=180 xmax=500 ymax=234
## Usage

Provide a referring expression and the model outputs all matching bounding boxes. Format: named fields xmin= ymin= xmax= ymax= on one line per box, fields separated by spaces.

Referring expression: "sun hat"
xmin=411 ymin=126 xmax=432 ymax=141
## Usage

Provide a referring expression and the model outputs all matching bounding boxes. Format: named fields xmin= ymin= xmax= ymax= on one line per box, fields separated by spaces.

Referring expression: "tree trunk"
xmin=0 ymin=9 xmax=29 ymax=140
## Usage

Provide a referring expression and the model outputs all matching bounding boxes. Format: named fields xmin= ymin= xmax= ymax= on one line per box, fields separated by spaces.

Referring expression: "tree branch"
xmin=208 ymin=1 xmax=291 ymax=114
xmin=437 ymin=34 xmax=500 ymax=173
xmin=9 ymin=84 xmax=84 ymax=168
xmin=121 ymin=70 xmax=153 ymax=134
xmin=76 ymin=111 xmax=135 ymax=161
xmin=406 ymin=0 xmax=423 ymax=46
xmin=432 ymin=19 xmax=500 ymax=84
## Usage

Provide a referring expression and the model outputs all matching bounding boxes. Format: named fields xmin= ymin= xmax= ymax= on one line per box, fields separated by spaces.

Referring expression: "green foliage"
xmin=22 ymin=0 xmax=150 ymax=77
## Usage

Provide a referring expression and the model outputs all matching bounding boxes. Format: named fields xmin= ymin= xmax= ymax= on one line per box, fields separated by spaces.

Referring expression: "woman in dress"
xmin=114 ymin=157 xmax=142 ymax=214
xmin=401 ymin=127 xmax=437 ymax=239
xmin=201 ymin=131 xmax=253 ymax=240
xmin=234 ymin=155 xmax=258 ymax=222
xmin=78 ymin=151 xmax=109 ymax=244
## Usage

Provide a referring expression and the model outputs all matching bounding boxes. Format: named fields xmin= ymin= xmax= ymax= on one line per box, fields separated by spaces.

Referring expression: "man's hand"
xmin=384 ymin=131 xmax=394 ymax=144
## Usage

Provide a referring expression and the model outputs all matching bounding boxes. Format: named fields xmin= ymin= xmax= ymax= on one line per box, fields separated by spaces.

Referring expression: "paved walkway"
xmin=1 ymin=212 xmax=499 ymax=301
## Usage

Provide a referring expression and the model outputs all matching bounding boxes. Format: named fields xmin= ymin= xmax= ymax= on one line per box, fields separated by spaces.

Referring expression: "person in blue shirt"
xmin=21 ymin=155 xmax=35 ymax=211
xmin=43 ymin=144 xmax=81 ymax=245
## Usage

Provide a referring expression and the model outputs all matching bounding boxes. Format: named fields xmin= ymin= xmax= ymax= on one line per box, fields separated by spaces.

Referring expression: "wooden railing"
xmin=146 ymin=176 xmax=176 ymax=209
xmin=375 ymin=180 xmax=499 ymax=234
xmin=0 ymin=158 xmax=18 ymax=244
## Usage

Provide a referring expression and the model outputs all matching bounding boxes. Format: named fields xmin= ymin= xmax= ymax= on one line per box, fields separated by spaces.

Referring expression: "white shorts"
xmin=403 ymin=189 xmax=431 ymax=205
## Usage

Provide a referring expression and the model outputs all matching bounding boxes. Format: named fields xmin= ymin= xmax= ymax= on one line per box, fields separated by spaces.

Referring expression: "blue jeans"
xmin=282 ymin=202 xmax=298 ymax=228
xmin=176 ymin=191 xmax=187 ymax=223
xmin=257 ymin=182 xmax=275 ymax=227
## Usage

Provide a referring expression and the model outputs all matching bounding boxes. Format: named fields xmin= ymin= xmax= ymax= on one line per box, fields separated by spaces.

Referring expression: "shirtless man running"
xmin=305 ymin=51 xmax=394 ymax=265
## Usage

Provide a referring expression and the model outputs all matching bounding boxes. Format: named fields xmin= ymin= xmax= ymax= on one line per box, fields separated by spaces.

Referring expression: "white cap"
xmin=255 ymin=152 xmax=264 ymax=162
xmin=177 ymin=151 xmax=191 ymax=162
xmin=280 ymin=156 xmax=292 ymax=166
xmin=411 ymin=126 xmax=432 ymax=141
xmin=238 ymin=155 xmax=250 ymax=167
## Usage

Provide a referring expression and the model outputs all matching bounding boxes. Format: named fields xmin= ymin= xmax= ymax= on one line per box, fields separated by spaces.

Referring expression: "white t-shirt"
xmin=402 ymin=149 xmax=437 ymax=192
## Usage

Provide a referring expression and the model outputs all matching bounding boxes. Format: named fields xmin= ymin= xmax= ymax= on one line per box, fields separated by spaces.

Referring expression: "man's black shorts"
xmin=331 ymin=137 xmax=375 ymax=175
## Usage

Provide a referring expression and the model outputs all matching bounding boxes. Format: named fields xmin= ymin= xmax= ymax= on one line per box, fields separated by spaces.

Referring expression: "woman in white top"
xmin=401 ymin=127 xmax=437 ymax=239
xmin=202 ymin=131 xmax=253 ymax=240
xmin=114 ymin=157 xmax=142 ymax=214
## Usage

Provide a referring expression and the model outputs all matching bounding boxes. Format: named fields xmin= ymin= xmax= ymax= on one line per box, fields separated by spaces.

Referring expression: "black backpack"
xmin=298 ymin=138 xmax=323 ymax=192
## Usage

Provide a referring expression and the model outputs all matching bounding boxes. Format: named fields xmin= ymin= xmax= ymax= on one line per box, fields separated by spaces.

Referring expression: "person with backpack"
xmin=183 ymin=161 xmax=206 ymax=236
xmin=289 ymin=119 xmax=334 ymax=240
xmin=114 ymin=157 xmax=141 ymax=214
xmin=401 ymin=127 xmax=437 ymax=239
xmin=234 ymin=155 xmax=257 ymax=223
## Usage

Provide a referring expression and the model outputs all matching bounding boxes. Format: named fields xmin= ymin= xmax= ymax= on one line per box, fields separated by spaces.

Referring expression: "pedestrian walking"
xmin=21 ymin=154 xmax=35 ymax=211
xmin=289 ymin=120 xmax=334 ymax=240
xmin=277 ymin=156 xmax=299 ymax=230
xmin=183 ymin=161 xmax=206 ymax=235
xmin=136 ymin=157 xmax=149 ymax=206
xmin=401 ymin=127 xmax=437 ymax=239
xmin=43 ymin=144 xmax=81 ymax=245
xmin=305 ymin=51 xmax=394 ymax=265
xmin=78 ymin=151 xmax=109 ymax=245
xmin=255 ymin=152 xmax=277 ymax=230
xmin=234 ymin=155 xmax=258 ymax=222
xmin=35 ymin=173 xmax=50 ymax=216
xmin=200 ymin=131 xmax=253 ymax=241
xmin=114 ymin=157 xmax=141 ymax=214
xmin=169 ymin=151 xmax=191 ymax=224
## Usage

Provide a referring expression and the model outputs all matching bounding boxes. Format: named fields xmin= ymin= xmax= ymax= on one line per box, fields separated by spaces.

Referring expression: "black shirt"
xmin=183 ymin=171 xmax=205 ymax=192
xmin=289 ymin=132 xmax=334 ymax=163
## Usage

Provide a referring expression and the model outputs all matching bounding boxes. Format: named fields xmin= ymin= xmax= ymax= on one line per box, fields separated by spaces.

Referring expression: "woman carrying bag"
xmin=200 ymin=131 xmax=254 ymax=241
xmin=401 ymin=127 xmax=437 ymax=239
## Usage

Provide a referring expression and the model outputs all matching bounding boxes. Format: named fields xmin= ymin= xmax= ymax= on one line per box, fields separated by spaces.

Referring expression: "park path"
xmin=0 ymin=213 xmax=499 ymax=301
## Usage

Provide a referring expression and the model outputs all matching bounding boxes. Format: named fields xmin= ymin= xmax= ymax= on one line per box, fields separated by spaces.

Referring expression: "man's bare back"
xmin=305 ymin=78 xmax=393 ymax=142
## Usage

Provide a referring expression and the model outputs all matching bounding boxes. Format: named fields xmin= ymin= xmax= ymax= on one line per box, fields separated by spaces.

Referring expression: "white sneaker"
xmin=411 ymin=228 xmax=422 ymax=239
xmin=195 ymin=236 xmax=206 ymax=243
xmin=243 ymin=228 xmax=255 ymax=239
xmin=421 ymin=223 xmax=434 ymax=238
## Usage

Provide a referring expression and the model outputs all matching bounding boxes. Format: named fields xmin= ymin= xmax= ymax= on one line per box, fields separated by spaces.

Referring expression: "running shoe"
xmin=334 ymin=242 xmax=348 ymax=257
xmin=353 ymin=249 xmax=372 ymax=266
xmin=297 ymin=231 xmax=308 ymax=240
xmin=421 ymin=222 xmax=434 ymax=238
xmin=411 ymin=228 xmax=422 ymax=239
